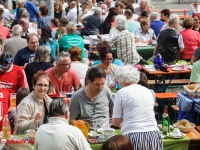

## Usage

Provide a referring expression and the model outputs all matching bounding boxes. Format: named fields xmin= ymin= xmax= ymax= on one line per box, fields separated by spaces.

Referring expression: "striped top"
xmin=109 ymin=30 xmax=142 ymax=65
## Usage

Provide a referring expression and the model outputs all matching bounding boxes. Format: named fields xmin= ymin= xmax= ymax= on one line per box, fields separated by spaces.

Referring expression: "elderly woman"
xmin=14 ymin=71 xmax=52 ymax=135
xmin=180 ymin=17 xmax=200 ymax=60
xmin=135 ymin=19 xmax=156 ymax=43
xmin=192 ymin=14 xmax=200 ymax=32
xmin=112 ymin=65 xmax=163 ymax=150
xmin=59 ymin=22 xmax=85 ymax=59
xmin=68 ymin=46 xmax=88 ymax=86
xmin=39 ymin=26 xmax=59 ymax=58
xmin=81 ymin=7 xmax=102 ymax=36
xmin=25 ymin=46 xmax=54 ymax=90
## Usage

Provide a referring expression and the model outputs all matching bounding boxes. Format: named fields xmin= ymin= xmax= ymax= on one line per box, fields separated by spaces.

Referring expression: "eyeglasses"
xmin=104 ymin=58 xmax=113 ymax=61
xmin=35 ymin=84 xmax=49 ymax=88
xmin=60 ymin=63 xmax=71 ymax=66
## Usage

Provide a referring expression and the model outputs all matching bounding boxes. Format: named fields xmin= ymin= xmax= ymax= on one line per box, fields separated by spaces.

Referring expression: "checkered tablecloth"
xmin=178 ymin=92 xmax=200 ymax=113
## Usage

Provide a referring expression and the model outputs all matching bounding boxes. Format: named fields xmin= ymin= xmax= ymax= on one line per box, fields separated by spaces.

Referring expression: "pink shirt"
xmin=45 ymin=68 xmax=80 ymax=94
xmin=0 ymin=25 xmax=10 ymax=42
xmin=180 ymin=29 xmax=200 ymax=59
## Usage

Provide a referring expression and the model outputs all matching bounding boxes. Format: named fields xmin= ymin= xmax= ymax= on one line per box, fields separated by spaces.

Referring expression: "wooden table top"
xmin=142 ymin=66 xmax=191 ymax=75
xmin=185 ymin=129 xmax=200 ymax=141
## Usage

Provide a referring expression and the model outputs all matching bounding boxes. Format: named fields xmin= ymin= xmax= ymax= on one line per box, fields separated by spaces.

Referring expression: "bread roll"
xmin=176 ymin=125 xmax=186 ymax=128
xmin=187 ymin=85 xmax=195 ymax=90
xmin=178 ymin=119 xmax=189 ymax=126
xmin=185 ymin=122 xmax=192 ymax=128
xmin=28 ymin=132 xmax=36 ymax=139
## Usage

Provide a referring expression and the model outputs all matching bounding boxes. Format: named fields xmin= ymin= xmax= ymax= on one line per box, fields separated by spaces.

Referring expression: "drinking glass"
xmin=59 ymin=91 xmax=67 ymax=98
xmin=10 ymin=93 xmax=16 ymax=106
xmin=92 ymin=120 xmax=97 ymax=136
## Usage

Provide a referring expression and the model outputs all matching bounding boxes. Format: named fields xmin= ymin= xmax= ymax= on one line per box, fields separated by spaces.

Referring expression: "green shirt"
xmin=190 ymin=60 xmax=200 ymax=83
xmin=59 ymin=33 xmax=85 ymax=59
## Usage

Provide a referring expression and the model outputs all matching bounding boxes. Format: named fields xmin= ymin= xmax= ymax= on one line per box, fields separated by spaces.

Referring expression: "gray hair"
xmin=150 ymin=12 xmax=160 ymax=20
xmin=169 ymin=13 xmax=180 ymax=21
xmin=16 ymin=0 xmax=26 ymax=4
xmin=12 ymin=25 xmax=22 ymax=36
xmin=115 ymin=15 xmax=127 ymax=30
xmin=66 ymin=22 xmax=76 ymax=34
xmin=56 ymin=52 xmax=71 ymax=64
xmin=34 ymin=46 xmax=51 ymax=63
xmin=19 ymin=8 xmax=27 ymax=16
xmin=168 ymin=18 xmax=178 ymax=26
xmin=115 ymin=65 xmax=140 ymax=84
xmin=94 ymin=7 xmax=102 ymax=15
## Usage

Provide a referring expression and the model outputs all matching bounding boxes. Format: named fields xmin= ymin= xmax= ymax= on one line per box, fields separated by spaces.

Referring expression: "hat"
xmin=0 ymin=52 xmax=13 ymax=69
xmin=141 ymin=11 xmax=149 ymax=17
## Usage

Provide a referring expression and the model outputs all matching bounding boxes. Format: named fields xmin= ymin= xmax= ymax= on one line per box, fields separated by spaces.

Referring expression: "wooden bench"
xmin=155 ymin=9 xmax=189 ymax=13
xmin=148 ymin=79 xmax=190 ymax=85
xmin=171 ymin=105 xmax=180 ymax=123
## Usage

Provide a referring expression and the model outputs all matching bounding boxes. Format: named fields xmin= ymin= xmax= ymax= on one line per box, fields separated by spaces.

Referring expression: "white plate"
xmin=171 ymin=67 xmax=185 ymax=71
xmin=167 ymin=133 xmax=185 ymax=139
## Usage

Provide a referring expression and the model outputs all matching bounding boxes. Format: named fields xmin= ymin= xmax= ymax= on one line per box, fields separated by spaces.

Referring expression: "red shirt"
xmin=0 ymin=64 xmax=29 ymax=93
xmin=0 ymin=25 xmax=10 ymax=42
xmin=45 ymin=68 xmax=80 ymax=94
xmin=0 ymin=88 xmax=10 ymax=131
xmin=180 ymin=29 xmax=200 ymax=59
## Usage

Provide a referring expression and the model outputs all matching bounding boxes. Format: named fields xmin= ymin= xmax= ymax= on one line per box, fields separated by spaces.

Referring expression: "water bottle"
xmin=2 ymin=115 xmax=11 ymax=139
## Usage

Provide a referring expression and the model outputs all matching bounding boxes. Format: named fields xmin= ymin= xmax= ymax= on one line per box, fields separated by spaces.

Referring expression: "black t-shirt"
xmin=25 ymin=62 xmax=54 ymax=90
xmin=54 ymin=11 xmax=62 ymax=19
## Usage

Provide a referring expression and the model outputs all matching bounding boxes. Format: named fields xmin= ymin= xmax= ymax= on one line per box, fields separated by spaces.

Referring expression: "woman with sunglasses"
xmin=14 ymin=70 xmax=52 ymax=135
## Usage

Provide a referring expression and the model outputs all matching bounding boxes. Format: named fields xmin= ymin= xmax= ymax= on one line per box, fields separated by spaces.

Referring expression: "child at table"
xmin=11 ymin=88 xmax=29 ymax=126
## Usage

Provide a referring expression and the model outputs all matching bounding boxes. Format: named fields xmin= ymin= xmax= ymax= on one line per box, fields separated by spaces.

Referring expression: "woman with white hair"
xmin=59 ymin=22 xmax=85 ymax=60
xmin=160 ymin=13 xmax=183 ymax=32
xmin=112 ymin=65 xmax=163 ymax=150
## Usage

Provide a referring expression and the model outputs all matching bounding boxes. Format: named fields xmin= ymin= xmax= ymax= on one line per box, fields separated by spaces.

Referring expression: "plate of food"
xmin=167 ymin=132 xmax=185 ymax=139
xmin=171 ymin=67 xmax=185 ymax=71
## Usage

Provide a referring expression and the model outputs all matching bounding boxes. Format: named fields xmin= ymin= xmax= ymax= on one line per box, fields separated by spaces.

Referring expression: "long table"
xmin=136 ymin=46 xmax=154 ymax=60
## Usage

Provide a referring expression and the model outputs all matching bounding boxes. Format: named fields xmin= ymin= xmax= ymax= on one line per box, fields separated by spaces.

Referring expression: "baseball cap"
xmin=0 ymin=52 xmax=13 ymax=69
xmin=141 ymin=11 xmax=149 ymax=17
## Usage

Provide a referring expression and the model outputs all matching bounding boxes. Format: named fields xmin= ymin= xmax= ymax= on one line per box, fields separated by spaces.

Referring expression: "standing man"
xmin=45 ymin=52 xmax=80 ymax=94
xmin=15 ymin=0 xmax=39 ymax=23
xmin=3 ymin=25 xmax=27 ymax=57
xmin=0 ymin=52 xmax=29 ymax=93
xmin=69 ymin=67 xmax=114 ymax=128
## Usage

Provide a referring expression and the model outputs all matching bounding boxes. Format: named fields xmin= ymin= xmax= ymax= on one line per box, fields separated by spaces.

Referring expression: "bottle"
xmin=183 ymin=10 xmax=186 ymax=18
xmin=2 ymin=115 xmax=11 ymax=139
xmin=162 ymin=106 xmax=170 ymax=134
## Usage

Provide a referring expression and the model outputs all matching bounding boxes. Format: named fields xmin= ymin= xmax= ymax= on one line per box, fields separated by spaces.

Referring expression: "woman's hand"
xmin=34 ymin=113 xmax=44 ymax=126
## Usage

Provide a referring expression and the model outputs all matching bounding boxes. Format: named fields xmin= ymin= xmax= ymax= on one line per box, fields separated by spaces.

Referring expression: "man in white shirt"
xmin=128 ymin=0 xmax=139 ymax=9
xmin=104 ymin=0 xmax=114 ymax=10
xmin=66 ymin=1 xmax=78 ymax=23
xmin=134 ymin=0 xmax=147 ymax=15
xmin=78 ymin=1 xmax=90 ymax=24
xmin=35 ymin=98 xmax=92 ymax=150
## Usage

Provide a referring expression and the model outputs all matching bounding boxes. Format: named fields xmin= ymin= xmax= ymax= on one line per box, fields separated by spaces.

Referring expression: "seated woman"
xmin=135 ymin=19 xmax=156 ymax=43
xmin=25 ymin=46 xmax=54 ymax=90
xmin=102 ymin=7 xmax=118 ymax=34
xmin=112 ymin=65 xmax=163 ymax=150
xmin=68 ymin=46 xmax=88 ymax=86
xmin=39 ymin=26 xmax=59 ymax=59
xmin=180 ymin=17 xmax=200 ymax=60
xmin=96 ymin=45 xmax=119 ymax=88
xmin=14 ymin=71 xmax=52 ymax=135
xmin=192 ymin=14 xmax=200 ymax=33
xmin=59 ymin=22 xmax=85 ymax=60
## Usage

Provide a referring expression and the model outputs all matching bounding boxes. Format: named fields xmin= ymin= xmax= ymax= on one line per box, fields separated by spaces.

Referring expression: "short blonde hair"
xmin=66 ymin=22 xmax=77 ymax=33
xmin=54 ymin=1 xmax=62 ymax=12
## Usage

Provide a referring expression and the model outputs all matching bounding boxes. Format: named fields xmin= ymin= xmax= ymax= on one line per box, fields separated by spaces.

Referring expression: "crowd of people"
xmin=0 ymin=0 xmax=200 ymax=149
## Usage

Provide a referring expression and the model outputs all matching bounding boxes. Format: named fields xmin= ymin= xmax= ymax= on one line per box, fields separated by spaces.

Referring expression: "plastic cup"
xmin=10 ymin=93 xmax=16 ymax=106
xmin=59 ymin=91 xmax=66 ymax=98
